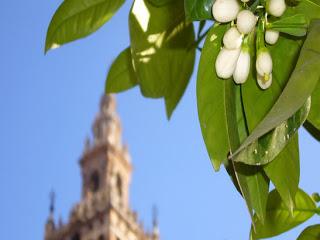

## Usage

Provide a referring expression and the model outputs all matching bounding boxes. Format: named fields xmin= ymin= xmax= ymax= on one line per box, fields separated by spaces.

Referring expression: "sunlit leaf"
xmin=45 ymin=0 xmax=125 ymax=52
xmin=105 ymin=47 xmax=138 ymax=93
xmin=129 ymin=0 xmax=195 ymax=118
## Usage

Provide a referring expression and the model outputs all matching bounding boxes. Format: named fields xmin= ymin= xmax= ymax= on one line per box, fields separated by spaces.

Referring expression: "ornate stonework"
xmin=45 ymin=95 xmax=159 ymax=240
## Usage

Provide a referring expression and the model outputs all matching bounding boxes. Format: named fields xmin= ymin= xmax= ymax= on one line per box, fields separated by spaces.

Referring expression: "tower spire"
xmin=49 ymin=190 xmax=55 ymax=216
xmin=152 ymin=206 xmax=160 ymax=240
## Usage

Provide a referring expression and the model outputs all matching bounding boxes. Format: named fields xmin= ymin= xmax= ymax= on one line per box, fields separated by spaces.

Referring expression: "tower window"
xmin=98 ymin=235 xmax=105 ymax=240
xmin=71 ymin=232 xmax=81 ymax=240
xmin=116 ymin=174 xmax=122 ymax=198
xmin=89 ymin=170 xmax=100 ymax=192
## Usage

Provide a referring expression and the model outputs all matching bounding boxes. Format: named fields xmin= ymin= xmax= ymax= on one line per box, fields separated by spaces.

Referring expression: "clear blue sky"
xmin=0 ymin=1 xmax=319 ymax=239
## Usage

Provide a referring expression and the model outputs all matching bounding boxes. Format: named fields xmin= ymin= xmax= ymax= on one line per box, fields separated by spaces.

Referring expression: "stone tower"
xmin=44 ymin=95 xmax=160 ymax=240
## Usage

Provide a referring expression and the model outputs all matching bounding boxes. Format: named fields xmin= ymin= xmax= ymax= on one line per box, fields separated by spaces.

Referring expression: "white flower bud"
xmin=215 ymin=47 xmax=241 ymax=79
xmin=212 ymin=0 xmax=240 ymax=23
xmin=236 ymin=10 xmax=257 ymax=34
xmin=233 ymin=48 xmax=250 ymax=84
xmin=265 ymin=30 xmax=279 ymax=45
xmin=256 ymin=49 xmax=273 ymax=77
xmin=267 ymin=0 xmax=286 ymax=17
xmin=223 ymin=27 xmax=243 ymax=49
xmin=241 ymin=0 xmax=250 ymax=2
xmin=257 ymin=73 xmax=273 ymax=89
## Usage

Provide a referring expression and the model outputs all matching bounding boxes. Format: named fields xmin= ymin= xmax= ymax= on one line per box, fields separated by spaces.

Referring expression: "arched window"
xmin=71 ymin=232 xmax=81 ymax=240
xmin=98 ymin=235 xmax=105 ymax=240
xmin=89 ymin=170 xmax=100 ymax=192
xmin=116 ymin=174 xmax=122 ymax=198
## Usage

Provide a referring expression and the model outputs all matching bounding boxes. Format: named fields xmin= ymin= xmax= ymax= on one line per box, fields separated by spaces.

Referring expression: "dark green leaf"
xmin=233 ymin=20 xmax=320 ymax=159
xmin=129 ymin=0 xmax=195 ymax=118
xmin=45 ymin=0 xmax=124 ymax=52
xmin=105 ymin=48 xmax=138 ymax=93
xmin=184 ymin=0 xmax=213 ymax=21
xmin=297 ymin=224 xmax=320 ymax=240
xmin=264 ymin=134 xmax=299 ymax=212
xmin=252 ymin=189 xmax=318 ymax=239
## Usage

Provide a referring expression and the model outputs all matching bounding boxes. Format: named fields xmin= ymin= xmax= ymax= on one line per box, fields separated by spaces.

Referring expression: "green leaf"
xmin=184 ymin=0 xmax=213 ymax=21
xmin=307 ymin=79 xmax=320 ymax=130
xmin=252 ymin=189 xmax=318 ymax=239
xmin=105 ymin=47 xmax=138 ymax=93
xmin=267 ymin=14 xmax=308 ymax=37
xmin=197 ymin=23 xmax=229 ymax=171
xmin=234 ymin=99 xmax=310 ymax=165
xmin=264 ymin=134 xmax=299 ymax=212
xmin=297 ymin=224 xmax=320 ymax=240
xmin=45 ymin=0 xmax=124 ymax=53
xmin=129 ymin=0 xmax=195 ymax=118
xmin=233 ymin=19 xmax=320 ymax=160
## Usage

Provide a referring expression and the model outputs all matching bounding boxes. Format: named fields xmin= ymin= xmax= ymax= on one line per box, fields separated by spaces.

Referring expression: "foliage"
xmin=45 ymin=0 xmax=320 ymax=238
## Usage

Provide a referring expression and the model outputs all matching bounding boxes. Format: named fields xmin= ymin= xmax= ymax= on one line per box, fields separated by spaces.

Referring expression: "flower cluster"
xmin=212 ymin=0 xmax=286 ymax=89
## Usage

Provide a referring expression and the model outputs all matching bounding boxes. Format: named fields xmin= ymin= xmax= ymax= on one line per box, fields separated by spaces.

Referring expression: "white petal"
xmin=256 ymin=50 xmax=273 ymax=76
xmin=223 ymin=27 xmax=243 ymax=49
xmin=233 ymin=50 xmax=250 ymax=84
xmin=265 ymin=30 xmax=279 ymax=45
xmin=267 ymin=0 xmax=286 ymax=17
xmin=215 ymin=47 xmax=241 ymax=79
xmin=212 ymin=0 xmax=240 ymax=23
xmin=236 ymin=10 xmax=257 ymax=34
xmin=257 ymin=73 xmax=273 ymax=89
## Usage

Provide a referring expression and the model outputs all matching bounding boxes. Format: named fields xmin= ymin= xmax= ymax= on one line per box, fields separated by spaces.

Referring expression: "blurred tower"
xmin=44 ymin=95 xmax=159 ymax=240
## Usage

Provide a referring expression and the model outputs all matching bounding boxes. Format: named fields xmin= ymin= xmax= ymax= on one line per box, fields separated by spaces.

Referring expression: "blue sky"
xmin=0 ymin=1 xmax=319 ymax=239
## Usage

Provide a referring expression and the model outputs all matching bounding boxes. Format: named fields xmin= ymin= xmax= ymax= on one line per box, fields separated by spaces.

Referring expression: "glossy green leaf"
xmin=234 ymin=99 xmax=310 ymax=165
xmin=105 ymin=47 xmax=138 ymax=93
xmin=129 ymin=0 xmax=195 ymax=118
xmin=184 ymin=0 xmax=213 ymax=21
xmin=45 ymin=0 xmax=124 ymax=52
xmin=197 ymin=23 xmax=229 ymax=171
xmin=297 ymin=224 xmax=320 ymax=240
xmin=252 ymin=189 xmax=318 ymax=239
xmin=233 ymin=20 xmax=320 ymax=159
xmin=264 ymin=134 xmax=299 ymax=212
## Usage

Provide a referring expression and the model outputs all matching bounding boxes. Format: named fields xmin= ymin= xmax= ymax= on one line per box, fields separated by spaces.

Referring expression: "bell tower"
xmin=80 ymin=95 xmax=131 ymax=211
xmin=44 ymin=94 xmax=159 ymax=240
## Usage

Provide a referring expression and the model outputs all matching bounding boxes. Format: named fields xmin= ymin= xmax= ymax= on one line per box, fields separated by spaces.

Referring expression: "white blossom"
xmin=265 ymin=30 xmax=279 ymax=45
xmin=257 ymin=73 xmax=273 ymax=89
xmin=236 ymin=10 xmax=257 ymax=34
xmin=233 ymin=48 xmax=250 ymax=84
xmin=212 ymin=0 xmax=240 ymax=23
xmin=267 ymin=0 xmax=286 ymax=17
xmin=256 ymin=49 xmax=273 ymax=77
xmin=215 ymin=47 xmax=241 ymax=79
xmin=223 ymin=27 xmax=243 ymax=49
